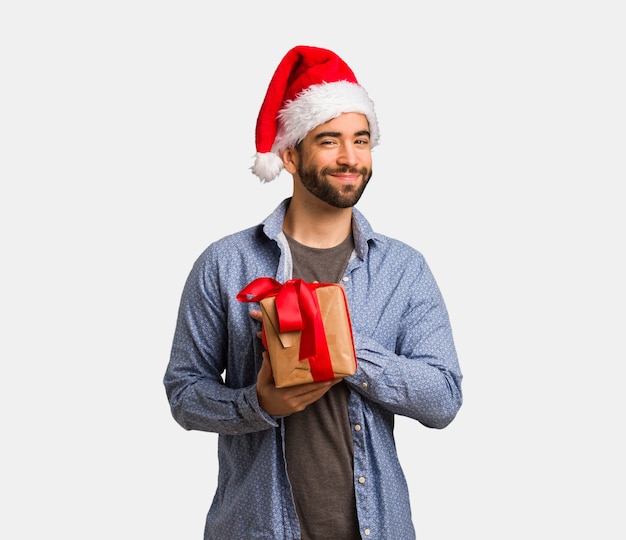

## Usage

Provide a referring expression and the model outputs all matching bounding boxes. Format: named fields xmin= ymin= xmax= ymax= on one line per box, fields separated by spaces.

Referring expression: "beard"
xmin=297 ymin=164 xmax=372 ymax=209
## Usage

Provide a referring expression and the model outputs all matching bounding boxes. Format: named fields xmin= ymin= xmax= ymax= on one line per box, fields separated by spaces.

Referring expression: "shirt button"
xmin=342 ymin=276 xmax=349 ymax=282
xmin=364 ymin=529 xmax=371 ymax=536
xmin=361 ymin=382 xmax=368 ymax=388
xmin=354 ymin=424 xmax=361 ymax=431
xmin=358 ymin=476 xmax=366 ymax=484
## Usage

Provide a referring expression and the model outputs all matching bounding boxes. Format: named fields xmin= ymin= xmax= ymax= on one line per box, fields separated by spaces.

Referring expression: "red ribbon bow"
xmin=237 ymin=277 xmax=335 ymax=382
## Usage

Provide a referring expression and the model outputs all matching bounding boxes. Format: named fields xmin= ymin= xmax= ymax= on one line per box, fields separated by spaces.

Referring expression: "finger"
xmin=287 ymin=383 xmax=337 ymax=410
xmin=249 ymin=309 xmax=263 ymax=322
xmin=282 ymin=378 xmax=337 ymax=400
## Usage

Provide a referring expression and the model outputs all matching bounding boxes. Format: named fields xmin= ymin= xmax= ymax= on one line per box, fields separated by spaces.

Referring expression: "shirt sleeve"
xmin=345 ymin=258 xmax=463 ymax=429
xmin=163 ymin=252 xmax=278 ymax=435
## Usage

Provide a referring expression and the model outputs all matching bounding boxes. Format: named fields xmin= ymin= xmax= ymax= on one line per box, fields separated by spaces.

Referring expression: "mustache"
xmin=321 ymin=166 xmax=369 ymax=176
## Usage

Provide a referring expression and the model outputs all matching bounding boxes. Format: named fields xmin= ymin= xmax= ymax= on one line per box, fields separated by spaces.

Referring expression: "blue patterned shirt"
xmin=164 ymin=198 xmax=463 ymax=539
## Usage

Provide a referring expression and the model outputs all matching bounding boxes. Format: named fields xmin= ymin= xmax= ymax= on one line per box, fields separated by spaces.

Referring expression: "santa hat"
xmin=251 ymin=45 xmax=380 ymax=183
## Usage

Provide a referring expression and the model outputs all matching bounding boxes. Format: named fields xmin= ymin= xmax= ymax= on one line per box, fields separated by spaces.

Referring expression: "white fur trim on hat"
xmin=274 ymin=81 xmax=379 ymax=155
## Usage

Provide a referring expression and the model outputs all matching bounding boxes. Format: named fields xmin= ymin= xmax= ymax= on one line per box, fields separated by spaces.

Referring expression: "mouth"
xmin=325 ymin=168 xmax=365 ymax=184
xmin=332 ymin=173 xmax=361 ymax=184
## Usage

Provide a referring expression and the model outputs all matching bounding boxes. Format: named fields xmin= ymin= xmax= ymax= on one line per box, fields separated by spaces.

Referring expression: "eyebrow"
xmin=313 ymin=129 xmax=371 ymax=140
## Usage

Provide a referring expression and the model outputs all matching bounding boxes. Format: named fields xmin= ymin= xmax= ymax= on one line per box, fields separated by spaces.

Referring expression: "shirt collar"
xmin=261 ymin=197 xmax=384 ymax=261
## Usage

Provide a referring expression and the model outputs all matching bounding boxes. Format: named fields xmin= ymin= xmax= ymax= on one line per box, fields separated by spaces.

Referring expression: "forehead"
xmin=308 ymin=112 xmax=370 ymax=137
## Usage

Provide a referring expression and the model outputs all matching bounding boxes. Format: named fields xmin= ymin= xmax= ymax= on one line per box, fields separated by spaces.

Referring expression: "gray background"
xmin=2 ymin=1 xmax=624 ymax=538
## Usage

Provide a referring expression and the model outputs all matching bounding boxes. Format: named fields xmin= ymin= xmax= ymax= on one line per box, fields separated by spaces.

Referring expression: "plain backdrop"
xmin=2 ymin=2 xmax=624 ymax=538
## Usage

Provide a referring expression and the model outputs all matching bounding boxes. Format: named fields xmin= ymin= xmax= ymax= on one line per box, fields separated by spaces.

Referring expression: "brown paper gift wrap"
xmin=237 ymin=278 xmax=357 ymax=388
xmin=261 ymin=285 xmax=356 ymax=387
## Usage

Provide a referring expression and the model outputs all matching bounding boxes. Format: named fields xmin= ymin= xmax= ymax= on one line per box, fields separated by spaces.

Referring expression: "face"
xmin=290 ymin=112 xmax=373 ymax=209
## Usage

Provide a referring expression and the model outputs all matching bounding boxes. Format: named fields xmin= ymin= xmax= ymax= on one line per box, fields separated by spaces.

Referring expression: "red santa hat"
xmin=251 ymin=45 xmax=380 ymax=183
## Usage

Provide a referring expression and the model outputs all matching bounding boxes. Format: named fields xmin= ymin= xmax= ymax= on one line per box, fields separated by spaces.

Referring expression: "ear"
xmin=280 ymin=147 xmax=298 ymax=174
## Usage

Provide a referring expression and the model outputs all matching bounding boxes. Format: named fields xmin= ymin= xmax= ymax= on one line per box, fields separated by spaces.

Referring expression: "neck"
xmin=283 ymin=196 xmax=353 ymax=249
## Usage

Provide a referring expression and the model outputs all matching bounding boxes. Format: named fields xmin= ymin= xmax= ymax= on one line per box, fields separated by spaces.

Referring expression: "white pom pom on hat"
xmin=251 ymin=45 xmax=380 ymax=183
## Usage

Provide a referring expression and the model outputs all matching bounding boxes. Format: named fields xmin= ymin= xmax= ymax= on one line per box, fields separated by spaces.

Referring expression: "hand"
xmin=256 ymin=352 xmax=340 ymax=416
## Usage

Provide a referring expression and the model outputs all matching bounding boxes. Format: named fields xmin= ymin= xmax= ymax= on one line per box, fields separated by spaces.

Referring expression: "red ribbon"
xmin=237 ymin=277 xmax=335 ymax=382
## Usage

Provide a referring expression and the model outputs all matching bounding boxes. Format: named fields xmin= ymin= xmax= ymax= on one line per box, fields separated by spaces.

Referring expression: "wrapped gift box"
xmin=237 ymin=278 xmax=357 ymax=388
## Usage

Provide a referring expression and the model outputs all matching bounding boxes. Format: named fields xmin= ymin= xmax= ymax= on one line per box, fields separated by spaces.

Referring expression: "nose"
xmin=337 ymin=143 xmax=358 ymax=167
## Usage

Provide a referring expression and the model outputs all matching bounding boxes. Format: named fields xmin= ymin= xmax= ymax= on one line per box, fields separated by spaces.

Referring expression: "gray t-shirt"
xmin=283 ymin=232 xmax=361 ymax=540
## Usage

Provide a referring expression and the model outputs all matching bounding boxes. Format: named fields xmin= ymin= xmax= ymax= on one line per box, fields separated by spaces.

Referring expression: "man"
xmin=164 ymin=45 xmax=463 ymax=540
